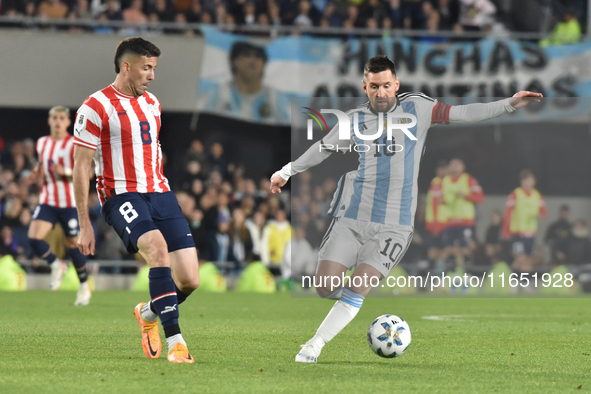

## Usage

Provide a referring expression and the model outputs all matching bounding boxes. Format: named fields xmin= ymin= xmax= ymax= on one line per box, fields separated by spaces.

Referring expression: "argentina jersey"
xmin=325 ymin=93 xmax=438 ymax=227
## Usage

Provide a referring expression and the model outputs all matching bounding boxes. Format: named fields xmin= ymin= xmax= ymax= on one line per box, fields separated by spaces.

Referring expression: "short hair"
xmin=114 ymin=37 xmax=161 ymax=74
xmin=229 ymin=41 xmax=267 ymax=74
xmin=519 ymin=169 xmax=534 ymax=180
xmin=363 ymin=55 xmax=396 ymax=80
xmin=48 ymin=106 xmax=70 ymax=117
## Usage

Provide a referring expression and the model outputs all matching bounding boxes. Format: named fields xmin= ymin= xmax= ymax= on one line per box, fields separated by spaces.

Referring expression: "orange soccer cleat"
xmin=134 ymin=303 xmax=161 ymax=359
xmin=167 ymin=343 xmax=194 ymax=363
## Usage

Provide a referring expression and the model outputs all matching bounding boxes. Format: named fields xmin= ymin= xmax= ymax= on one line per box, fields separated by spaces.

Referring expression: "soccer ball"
xmin=367 ymin=314 xmax=411 ymax=358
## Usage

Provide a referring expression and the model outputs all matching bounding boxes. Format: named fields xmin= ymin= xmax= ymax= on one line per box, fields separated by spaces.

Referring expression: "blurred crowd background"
xmin=0 ymin=0 xmax=587 ymax=44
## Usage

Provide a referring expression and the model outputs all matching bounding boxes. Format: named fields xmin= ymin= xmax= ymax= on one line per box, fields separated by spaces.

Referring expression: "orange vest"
xmin=425 ymin=176 xmax=448 ymax=235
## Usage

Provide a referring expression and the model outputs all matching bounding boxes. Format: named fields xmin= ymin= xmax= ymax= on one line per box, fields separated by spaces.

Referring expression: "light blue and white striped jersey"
xmin=324 ymin=93 xmax=438 ymax=227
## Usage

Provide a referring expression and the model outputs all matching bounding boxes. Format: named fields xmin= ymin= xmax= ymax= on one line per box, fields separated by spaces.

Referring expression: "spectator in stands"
xmin=285 ymin=227 xmax=316 ymax=283
xmin=402 ymin=0 xmax=425 ymax=29
xmin=261 ymin=209 xmax=291 ymax=268
xmin=243 ymin=1 xmax=256 ymax=25
xmin=0 ymin=225 xmax=18 ymax=257
xmin=99 ymin=0 xmax=122 ymax=21
xmin=122 ymin=0 xmax=148 ymax=23
xmin=74 ymin=0 xmax=93 ymax=19
xmin=566 ymin=219 xmax=591 ymax=266
xmin=37 ymin=0 xmax=69 ymax=19
xmin=209 ymin=142 xmax=227 ymax=177
xmin=229 ymin=208 xmax=253 ymax=267
xmin=12 ymin=207 xmax=33 ymax=259
xmin=269 ymin=2 xmax=281 ymax=25
xmin=344 ymin=4 xmax=362 ymax=28
xmin=246 ymin=210 xmax=266 ymax=258
xmin=387 ymin=0 xmax=402 ymax=28
xmin=359 ymin=0 xmax=386 ymax=27
xmin=458 ymin=0 xmax=495 ymax=32
xmin=209 ymin=216 xmax=241 ymax=272
xmin=293 ymin=0 xmax=312 ymax=27
xmin=436 ymin=0 xmax=459 ymax=30
xmin=185 ymin=0 xmax=203 ymax=22
xmin=545 ymin=205 xmax=572 ymax=265
xmin=540 ymin=7 xmax=581 ymax=47
xmin=150 ymin=0 xmax=175 ymax=22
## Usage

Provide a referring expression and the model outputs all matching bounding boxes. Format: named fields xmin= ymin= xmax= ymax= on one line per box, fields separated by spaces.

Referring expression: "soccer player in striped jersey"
xmin=270 ymin=55 xmax=542 ymax=363
xmin=72 ymin=38 xmax=199 ymax=363
xmin=28 ymin=106 xmax=91 ymax=305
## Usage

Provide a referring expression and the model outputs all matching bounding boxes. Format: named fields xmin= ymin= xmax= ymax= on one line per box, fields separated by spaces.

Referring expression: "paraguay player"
xmin=270 ymin=55 xmax=542 ymax=363
xmin=28 ymin=106 xmax=91 ymax=305
xmin=72 ymin=38 xmax=199 ymax=363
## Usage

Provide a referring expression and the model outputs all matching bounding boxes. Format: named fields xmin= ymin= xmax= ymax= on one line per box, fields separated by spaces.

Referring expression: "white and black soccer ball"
xmin=367 ymin=314 xmax=411 ymax=358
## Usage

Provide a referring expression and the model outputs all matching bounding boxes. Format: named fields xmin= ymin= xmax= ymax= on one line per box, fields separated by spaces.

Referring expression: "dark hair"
xmin=363 ymin=55 xmax=396 ymax=79
xmin=519 ymin=169 xmax=534 ymax=180
xmin=114 ymin=37 xmax=161 ymax=74
xmin=229 ymin=41 xmax=267 ymax=74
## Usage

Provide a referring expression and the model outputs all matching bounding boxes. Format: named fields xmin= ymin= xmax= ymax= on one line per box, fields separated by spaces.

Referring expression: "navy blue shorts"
xmin=101 ymin=191 xmax=194 ymax=254
xmin=442 ymin=226 xmax=473 ymax=247
xmin=32 ymin=204 xmax=80 ymax=238
xmin=424 ymin=231 xmax=443 ymax=250
xmin=511 ymin=236 xmax=535 ymax=256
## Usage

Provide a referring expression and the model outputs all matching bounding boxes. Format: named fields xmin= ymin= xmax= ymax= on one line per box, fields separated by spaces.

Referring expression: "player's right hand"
xmin=77 ymin=225 xmax=96 ymax=256
xmin=270 ymin=172 xmax=288 ymax=194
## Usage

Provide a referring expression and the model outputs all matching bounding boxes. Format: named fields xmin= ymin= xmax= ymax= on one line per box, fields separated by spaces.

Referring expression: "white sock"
xmin=309 ymin=289 xmax=365 ymax=351
xmin=141 ymin=301 xmax=158 ymax=322
xmin=166 ymin=333 xmax=186 ymax=351
xmin=79 ymin=281 xmax=89 ymax=292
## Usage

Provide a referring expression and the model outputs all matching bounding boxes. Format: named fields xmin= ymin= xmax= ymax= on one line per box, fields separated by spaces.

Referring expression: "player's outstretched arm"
xmin=508 ymin=91 xmax=543 ymax=109
xmin=73 ymin=145 xmax=96 ymax=256
xmin=447 ymin=91 xmax=543 ymax=124
xmin=269 ymin=141 xmax=335 ymax=194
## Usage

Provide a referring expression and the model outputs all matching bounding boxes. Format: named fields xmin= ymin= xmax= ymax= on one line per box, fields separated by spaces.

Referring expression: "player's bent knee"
xmin=177 ymin=275 xmax=200 ymax=293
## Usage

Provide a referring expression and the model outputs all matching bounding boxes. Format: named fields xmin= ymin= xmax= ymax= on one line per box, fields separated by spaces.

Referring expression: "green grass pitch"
xmin=1 ymin=291 xmax=590 ymax=393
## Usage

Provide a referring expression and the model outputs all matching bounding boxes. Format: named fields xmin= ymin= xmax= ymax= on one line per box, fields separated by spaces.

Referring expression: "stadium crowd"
xmin=1 ymin=133 xmax=591 ymax=288
xmin=0 ymin=0 xmax=584 ymax=44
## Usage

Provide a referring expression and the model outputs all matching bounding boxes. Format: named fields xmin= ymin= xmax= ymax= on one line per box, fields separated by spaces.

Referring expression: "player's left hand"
xmin=509 ymin=91 xmax=543 ymax=109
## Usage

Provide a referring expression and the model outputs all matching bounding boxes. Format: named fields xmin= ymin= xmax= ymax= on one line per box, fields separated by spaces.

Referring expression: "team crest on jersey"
xmin=398 ymin=118 xmax=410 ymax=124
xmin=147 ymin=104 xmax=160 ymax=117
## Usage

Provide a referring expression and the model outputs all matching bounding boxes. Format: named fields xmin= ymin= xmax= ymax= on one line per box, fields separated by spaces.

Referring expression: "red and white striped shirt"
xmin=37 ymin=134 xmax=76 ymax=208
xmin=73 ymin=85 xmax=170 ymax=205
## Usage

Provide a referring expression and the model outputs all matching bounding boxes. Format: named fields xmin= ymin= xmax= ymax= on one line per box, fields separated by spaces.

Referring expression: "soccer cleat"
xmin=49 ymin=259 xmax=67 ymax=291
xmin=134 ymin=303 xmax=161 ymax=359
xmin=167 ymin=343 xmax=194 ymax=363
xmin=74 ymin=283 xmax=92 ymax=306
xmin=295 ymin=342 xmax=320 ymax=363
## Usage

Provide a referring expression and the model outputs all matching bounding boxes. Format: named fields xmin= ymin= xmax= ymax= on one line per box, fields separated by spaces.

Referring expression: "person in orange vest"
xmin=502 ymin=170 xmax=547 ymax=272
xmin=441 ymin=158 xmax=484 ymax=265
xmin=424 ymin=160 xmax=449 ymax=266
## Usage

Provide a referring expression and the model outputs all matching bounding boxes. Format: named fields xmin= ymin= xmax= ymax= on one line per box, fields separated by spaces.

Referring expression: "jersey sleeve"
xmin=73 ymin=96 xmax=105 ymax=151
xmin=448 ymin=98 xmax=515 ymax=124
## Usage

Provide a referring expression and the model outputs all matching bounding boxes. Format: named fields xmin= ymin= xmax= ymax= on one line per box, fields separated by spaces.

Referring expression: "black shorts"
xmin=442 ymin=226 xmax=473 ymax=248
xmin=101 ymin=191 xmax=194 ymax=254
xmin=32 ymin=204 xmax=80 ymax=238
